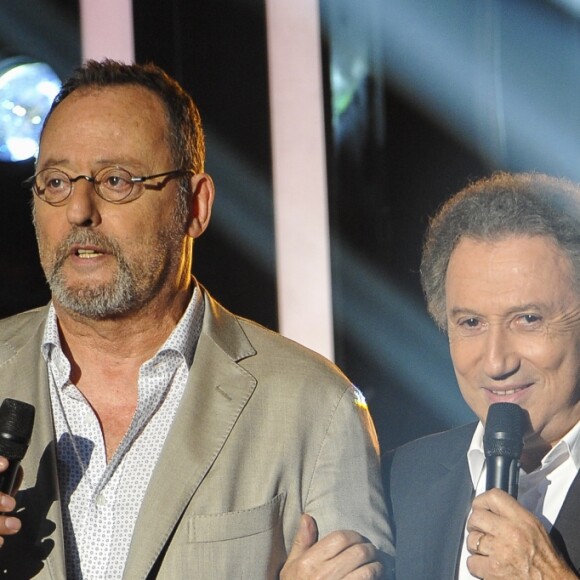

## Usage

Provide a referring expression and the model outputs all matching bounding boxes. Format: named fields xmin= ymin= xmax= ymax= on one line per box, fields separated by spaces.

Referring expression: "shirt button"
xmin=96 ymin=494 xmax=106 ymax=506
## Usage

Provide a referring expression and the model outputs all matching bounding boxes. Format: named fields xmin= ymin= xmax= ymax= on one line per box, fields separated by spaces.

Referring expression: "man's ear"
xmin=187 ymin=173 xmax=215 ymax=239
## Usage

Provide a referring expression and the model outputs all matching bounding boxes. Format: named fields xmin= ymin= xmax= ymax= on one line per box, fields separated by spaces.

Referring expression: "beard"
xmin=34 ymin=206 xmax=187 ymax=320
xmin=47 ymin=229 xmax=142 ymax=318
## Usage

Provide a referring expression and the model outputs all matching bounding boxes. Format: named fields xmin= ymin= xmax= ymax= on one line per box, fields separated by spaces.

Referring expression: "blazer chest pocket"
xmin=188 ymin=493 xmax=286 ymax=542
xmin=163 ymin=494 xmax=287 ymax=579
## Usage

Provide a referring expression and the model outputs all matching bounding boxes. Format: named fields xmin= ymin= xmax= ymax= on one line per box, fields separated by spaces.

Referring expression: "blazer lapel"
xmin=124 ymin=294 xmax=258 ymax=578
xmin=391 ymin=424 xmax=476 ymax=580
xmin=424 ymin=445 xmax=474 ymax=578
xmin=550 ymin=469 xmax=580 ymax=573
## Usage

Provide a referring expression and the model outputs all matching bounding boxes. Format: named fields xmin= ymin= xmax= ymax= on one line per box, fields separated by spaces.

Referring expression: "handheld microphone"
xmin=0 ymin=398 xmax=35 ymax=495
xmin=483 ymin=402 xmax=525 ymax=499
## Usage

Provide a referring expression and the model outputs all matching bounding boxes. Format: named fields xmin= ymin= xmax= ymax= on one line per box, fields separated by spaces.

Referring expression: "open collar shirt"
xmin=41 ymin=287 xmax=203 ymax=579
xmin=458 ymin=419 xmax=580 ymax=579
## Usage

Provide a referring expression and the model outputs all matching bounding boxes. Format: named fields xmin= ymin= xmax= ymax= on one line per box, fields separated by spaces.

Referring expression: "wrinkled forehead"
xmin=447 ymin=234 xmax=580 ymax=300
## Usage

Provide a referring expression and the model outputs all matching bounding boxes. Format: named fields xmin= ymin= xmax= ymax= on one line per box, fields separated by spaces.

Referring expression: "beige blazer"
xmin=0 ymin=290 xmax=393 ymax=578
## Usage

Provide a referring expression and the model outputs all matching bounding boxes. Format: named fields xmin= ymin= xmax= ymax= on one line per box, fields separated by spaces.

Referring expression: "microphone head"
xmin=0 ymin=398 xmax=35 ymax=461
xmin=483 ymin=402 xmax=525 ymax=460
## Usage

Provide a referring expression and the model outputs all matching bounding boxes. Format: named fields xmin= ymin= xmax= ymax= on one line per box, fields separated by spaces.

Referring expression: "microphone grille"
xmin=0 ymin=398 xmax=35 ymax=461
xmin=483 ymin=402 xmax=525 ymax=459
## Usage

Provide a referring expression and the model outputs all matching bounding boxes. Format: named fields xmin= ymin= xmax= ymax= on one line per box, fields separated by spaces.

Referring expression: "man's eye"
xmin=520 ymin=314 xmax=541 ymax=325
xmin=103 ymin=174 xmax=132 ymax=191
xmin=461 ymin=318 xmax=480 ymax=328
xmin=106 ymin=175 xmax=125 ymax=187
xmin=46 ymin=177 xmax=68 ymax=190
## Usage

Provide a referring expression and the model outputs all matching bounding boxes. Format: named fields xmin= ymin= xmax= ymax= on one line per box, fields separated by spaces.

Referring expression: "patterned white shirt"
xmin=42 ymin=288 xmax=204 ymax=579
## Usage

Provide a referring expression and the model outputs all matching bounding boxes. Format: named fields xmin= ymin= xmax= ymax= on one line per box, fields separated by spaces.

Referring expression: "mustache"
xmin=52 ymin=228 xmax=122 ymax=272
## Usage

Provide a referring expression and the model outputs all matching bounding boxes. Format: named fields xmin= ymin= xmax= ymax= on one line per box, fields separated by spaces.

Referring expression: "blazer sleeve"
xmin=302 ymin=384 xmax=395 ymax=567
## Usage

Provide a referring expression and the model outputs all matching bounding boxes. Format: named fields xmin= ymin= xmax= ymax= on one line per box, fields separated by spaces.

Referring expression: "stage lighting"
xmin=0 ymin=58 xmax=61 ymax=162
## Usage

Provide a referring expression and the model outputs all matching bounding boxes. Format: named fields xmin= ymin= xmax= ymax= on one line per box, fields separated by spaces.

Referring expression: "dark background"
xmin=1 ymin=0 xmax=579 ymax=459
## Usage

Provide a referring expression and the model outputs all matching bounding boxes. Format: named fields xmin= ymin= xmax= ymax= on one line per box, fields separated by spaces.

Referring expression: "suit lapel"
xmin=550 ymin=469 xmax=580 ymax=573
xmin=424 ymin=438 xmax=474 ymax=578
xmin=124 ymin=294 xmax=257 ymax=578
xmin=391 ymin=424 xmax=476 ymax=580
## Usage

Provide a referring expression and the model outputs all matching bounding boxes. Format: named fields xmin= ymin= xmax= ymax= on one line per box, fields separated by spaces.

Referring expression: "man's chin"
xmin=51 ymin=284 xmax=135 ymax=320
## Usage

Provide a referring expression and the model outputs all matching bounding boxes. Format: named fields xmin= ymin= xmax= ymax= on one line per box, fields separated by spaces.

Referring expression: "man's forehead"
xmin=450 ymin=233 xmax=565 ymax=259
xmin=446 ymin=234 xmax=578 ymax=307
xmin=51 ymin=85 xmax=163 ymax=116
xmin=39 ymin=85 xmax=170 ymax=159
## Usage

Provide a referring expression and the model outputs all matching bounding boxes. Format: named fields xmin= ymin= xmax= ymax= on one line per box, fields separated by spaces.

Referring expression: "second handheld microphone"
xmin=483 ymin=402 xmax=525 ymax=499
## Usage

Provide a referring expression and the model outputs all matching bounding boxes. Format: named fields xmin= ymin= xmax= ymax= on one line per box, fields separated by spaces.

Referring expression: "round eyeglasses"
xmin=23 ymin=166 xmax=193 ymax=206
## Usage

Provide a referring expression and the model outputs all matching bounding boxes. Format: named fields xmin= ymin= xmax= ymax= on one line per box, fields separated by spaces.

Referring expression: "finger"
xmin=0 ymin=493 xmax=16 ymax=513
xmin=0 ymin=489 xmax=22 ymax=549
xmin=467 ymin=531 xmax=488 ymax=556
xmin=466 ymin=553 xmax=486 ymax=580
xmin=467 ymin=489 xmax=535 ymax=540
xmin=467 ymin=500 xmax=504 ymax=536
xmin=0 ymin=457 xmax=8 ymax=473
xmin=314 ymin=540 xmax=380 ymax=579
xmin=286 ymin=514 xmax=319 ymax=564
xmin=343 ymin=560 xmax=383 ymax=579
xmin=0 ymin=514 xmax=21 ymax=539
xmin=471 ymin=488 xmax=519 ymax=516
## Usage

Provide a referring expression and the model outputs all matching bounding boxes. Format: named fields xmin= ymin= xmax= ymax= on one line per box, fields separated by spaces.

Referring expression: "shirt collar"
xmin=554 ymin=420 xmax=580 ymax=471
xmin=466 ymin=422 xmax=486 ymax=489
xmin=158 ymin=284 xmax=204 ymax=367
xmin=41 ymin=284 xmax=204 ymax=369
xmin=467 ymin=416 xmax=580 ymax=488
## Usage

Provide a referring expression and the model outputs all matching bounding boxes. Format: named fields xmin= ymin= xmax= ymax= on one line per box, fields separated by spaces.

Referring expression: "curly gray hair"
xmin=420 ymin=172 xmax=580 ymax=331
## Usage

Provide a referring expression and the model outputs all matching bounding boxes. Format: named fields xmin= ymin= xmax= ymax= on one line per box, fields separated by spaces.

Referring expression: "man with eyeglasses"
xmin=0 ymin=60 xmax=392 ymax=578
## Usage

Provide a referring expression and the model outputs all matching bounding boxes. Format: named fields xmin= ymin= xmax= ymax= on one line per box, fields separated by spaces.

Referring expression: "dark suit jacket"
xmin=387 ymin=423 xmax=580 ymax=579
xmin=0 ymin=289 xmax=393 ymax=579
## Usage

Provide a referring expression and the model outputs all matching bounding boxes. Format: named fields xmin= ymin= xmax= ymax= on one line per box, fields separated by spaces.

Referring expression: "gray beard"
xmin=43 ymin=227 xmax=171 ymax=320
xmin=48 ymin=244 xmax=139 ymax=319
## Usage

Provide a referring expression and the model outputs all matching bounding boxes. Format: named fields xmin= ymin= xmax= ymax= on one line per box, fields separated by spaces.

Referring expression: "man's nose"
xmin=65 ymin=177 xmax=102 ymax=228
xmin=482 ymin=324 xmax=520 ymax=380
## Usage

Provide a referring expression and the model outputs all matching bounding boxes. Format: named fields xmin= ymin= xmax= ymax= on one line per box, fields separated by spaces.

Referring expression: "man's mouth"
xmin=75 ymin=248 xmax=105 ymax=259
xmin=488 ymin=386 xmax=529 ymax=396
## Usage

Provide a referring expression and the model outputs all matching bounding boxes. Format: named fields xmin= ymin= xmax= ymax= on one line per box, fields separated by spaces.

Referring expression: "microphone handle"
xmin=0 ymin=458 xmax=21 ymax=496
xmin=486 ymin=456 xmax=520 ymax=499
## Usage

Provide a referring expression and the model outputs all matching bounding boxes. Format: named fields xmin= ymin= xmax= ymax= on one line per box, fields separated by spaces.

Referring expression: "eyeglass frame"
xmin=23 ymin=166 xmax=194 ymax=206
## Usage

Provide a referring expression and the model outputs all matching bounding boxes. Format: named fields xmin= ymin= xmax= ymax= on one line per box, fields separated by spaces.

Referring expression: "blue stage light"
xmin=0 ymin=59 xmax=61 ymax=162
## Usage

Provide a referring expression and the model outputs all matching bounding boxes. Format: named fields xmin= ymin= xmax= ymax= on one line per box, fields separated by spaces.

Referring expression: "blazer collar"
xmin=124 ymin=290 xmax=258 ymax=577
xmin=428 ymin=425 xmax=476 ymax=578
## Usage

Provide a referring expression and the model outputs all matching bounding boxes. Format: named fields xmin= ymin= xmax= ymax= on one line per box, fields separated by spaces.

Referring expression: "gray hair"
xmin=420 ymin=172 xmax=580 ymax=331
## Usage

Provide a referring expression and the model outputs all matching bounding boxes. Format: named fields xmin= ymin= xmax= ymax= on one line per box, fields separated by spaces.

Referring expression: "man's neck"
xmin=53 ymin=284 xmax=193 ymax=370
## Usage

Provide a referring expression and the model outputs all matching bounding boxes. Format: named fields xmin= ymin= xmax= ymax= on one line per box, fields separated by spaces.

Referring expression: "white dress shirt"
xmin=42 ymin=288 xmax=203 ymax=579
xmin=458 ymin=419 xmax=580 ymax=579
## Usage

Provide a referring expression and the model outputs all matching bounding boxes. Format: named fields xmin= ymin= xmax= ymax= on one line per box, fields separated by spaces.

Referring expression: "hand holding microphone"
xmin=465 ymin=403 xmax=573 ymax=578
xmin=0 ymin=398 xmax=35 ymax=546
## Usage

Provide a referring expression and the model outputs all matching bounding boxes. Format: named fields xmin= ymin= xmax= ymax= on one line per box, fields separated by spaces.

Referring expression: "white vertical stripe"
xmin=265 ymin=0 xmax=334 ymax=360
xmin=79 ymin=0 xmax=135 ymax=63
